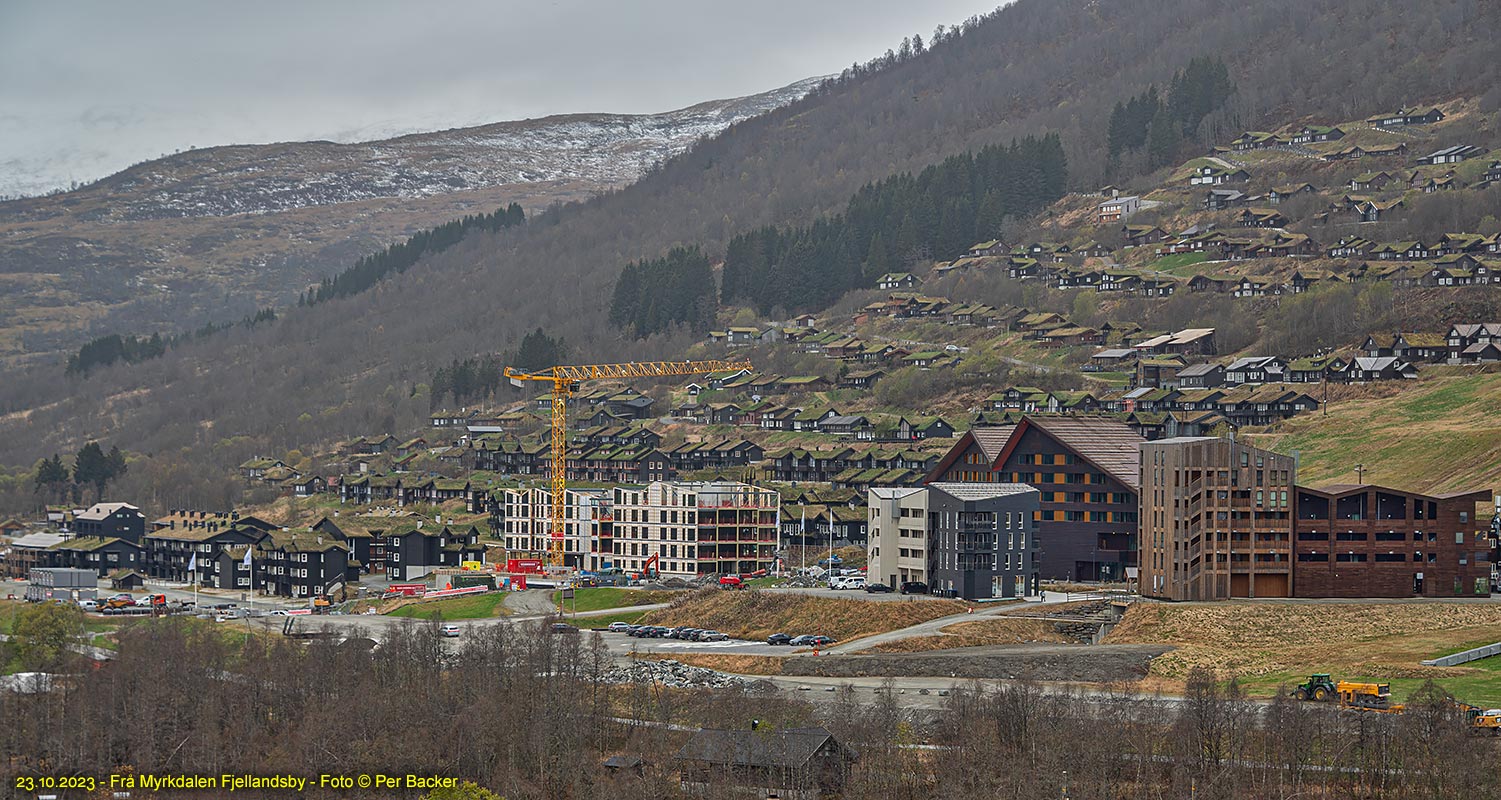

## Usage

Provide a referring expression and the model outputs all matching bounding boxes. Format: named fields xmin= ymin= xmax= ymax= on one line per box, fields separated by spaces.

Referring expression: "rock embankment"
xmin=605 ymin=659 xmax=775 ymax=691
xmin=782 ymin=644 xmax=1171 ymax=683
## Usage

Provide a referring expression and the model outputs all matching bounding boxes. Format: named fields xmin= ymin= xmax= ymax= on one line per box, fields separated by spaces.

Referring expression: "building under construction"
xmin=611 ymin=481 xmax=779 ymax=578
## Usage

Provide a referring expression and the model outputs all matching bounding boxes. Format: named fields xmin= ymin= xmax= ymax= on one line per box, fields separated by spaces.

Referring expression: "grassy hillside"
xmin=386 ymin=593 xmax=510 ymax=620
xmin=640 ymin=589 xmax=965 ymax=641
xmin=1107 ymin=601 xmax=1501 ymax=706
xmin=1249 ymin=368 xmax=1501 ymax=492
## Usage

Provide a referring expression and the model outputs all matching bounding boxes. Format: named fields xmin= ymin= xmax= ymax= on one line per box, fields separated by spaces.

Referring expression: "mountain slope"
xmin=0 ymin=78 xmax=822 ymax=367
xmin=3 ymin=0 xmax=1500 ymax=507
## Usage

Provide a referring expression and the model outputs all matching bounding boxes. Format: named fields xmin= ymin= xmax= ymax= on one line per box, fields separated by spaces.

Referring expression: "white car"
xmin=77 ymin=599 xmax=99 ymax=611
xmin=607 ymin=621 xmax=632 ymax=632
xmin=440 ymin=624 xmax=461 ymax=638
xmin=268 ymin=609 xmax=289 ymax=616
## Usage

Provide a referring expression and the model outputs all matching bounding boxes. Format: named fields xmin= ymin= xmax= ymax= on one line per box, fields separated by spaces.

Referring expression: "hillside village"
xmin=9 ymin=98 xmax=1501 ymax=588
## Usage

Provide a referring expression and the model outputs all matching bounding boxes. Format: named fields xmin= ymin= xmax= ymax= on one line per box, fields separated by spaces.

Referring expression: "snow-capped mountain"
xmin=0 ymin=77 xmax=823 ymax=367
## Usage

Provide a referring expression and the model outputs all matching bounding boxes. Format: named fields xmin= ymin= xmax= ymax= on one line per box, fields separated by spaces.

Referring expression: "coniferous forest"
xmin=1107 ymin=56 xmax=1237 ymax=169
xmin=623 ymin=134 xmax=1068 ymax=322
xmin=304 ymin=203 xmax=525 ymax=305
xmin=608 ymin=247 xmax=718 ymax=338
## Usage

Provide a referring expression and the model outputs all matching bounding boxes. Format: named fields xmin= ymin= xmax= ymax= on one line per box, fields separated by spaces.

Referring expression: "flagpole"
xmin=827 ymin=508 xmax=834 ymax=585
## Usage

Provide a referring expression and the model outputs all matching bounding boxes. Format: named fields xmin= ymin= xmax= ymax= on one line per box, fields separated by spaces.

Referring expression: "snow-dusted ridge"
xmin=3 ymin=77 xmax=825 ymax=222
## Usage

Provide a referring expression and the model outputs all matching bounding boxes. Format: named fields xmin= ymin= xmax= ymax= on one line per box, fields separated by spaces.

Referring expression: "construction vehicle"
xmin=1335 ymin=680 xmax=1403 ymax=712
xmin=718 ymin=574 xmax=746 ymax=590
xmin=1292 ymin=673 xmax=1337 ymax=701
xmin=1457 ymin=702 xmax=1501 ymax=735
xmin=504 ymin=359 xmax=752 ymax=568
xmin=633 ymin=553 xmax=661 ymax=582
xmin=1292 ymin=674 xmax=1404 ymax=712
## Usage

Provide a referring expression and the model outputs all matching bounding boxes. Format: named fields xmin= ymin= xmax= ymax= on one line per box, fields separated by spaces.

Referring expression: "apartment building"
xmin=1293 ymin=485 xmax=1492 ymax=598
xmin=927 ymin=482 xmax=1039 ymax=599
xmin=499 ymin=487 xmax=615 ymax=571
xmin=867 ymin=487 xmax=930 ymax=588
xmin=1139 ymin=437 xmax=1297 ymax=601
xmin=72 ymin=502 xmax=146 ymax=544
xmin=610 ymin=481 xmax=779 ymax=578
xmin=926 ymin=416 xmax=1143 ymax=581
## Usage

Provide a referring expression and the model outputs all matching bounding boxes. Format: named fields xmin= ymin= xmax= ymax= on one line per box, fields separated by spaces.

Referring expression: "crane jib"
xmin=501 ymin=359 xmax=753 ymax=568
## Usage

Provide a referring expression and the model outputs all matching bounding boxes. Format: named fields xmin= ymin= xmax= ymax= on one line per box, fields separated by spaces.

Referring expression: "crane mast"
xmin=504 ymin=359 xmax=753 ymax=568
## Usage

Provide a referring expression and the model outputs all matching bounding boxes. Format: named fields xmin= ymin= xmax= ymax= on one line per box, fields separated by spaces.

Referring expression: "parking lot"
xmin=763 ymin=585 xmax=952 ymax=602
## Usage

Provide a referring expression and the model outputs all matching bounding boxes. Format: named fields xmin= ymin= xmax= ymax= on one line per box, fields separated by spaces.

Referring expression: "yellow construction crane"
xmin=504 ymin=359 xmax=753 ymax=568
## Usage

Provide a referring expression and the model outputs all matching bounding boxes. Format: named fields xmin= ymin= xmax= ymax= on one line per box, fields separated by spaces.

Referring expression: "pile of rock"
xmin=605 ymin=659 xmax=769 ymax=691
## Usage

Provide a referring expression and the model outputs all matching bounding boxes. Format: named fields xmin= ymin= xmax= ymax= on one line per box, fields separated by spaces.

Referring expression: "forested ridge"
xmin=719 ymin=135 xmax=1065 ymax=316
xmin=3 ymin=0 xmax=1501 ymax=511
xmin=305 ymin=203 xmax=525 ymax=305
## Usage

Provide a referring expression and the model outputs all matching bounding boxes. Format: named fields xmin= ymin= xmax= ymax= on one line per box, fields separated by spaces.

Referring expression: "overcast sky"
xmin=0 ymin=0 xmax=997 ymax=196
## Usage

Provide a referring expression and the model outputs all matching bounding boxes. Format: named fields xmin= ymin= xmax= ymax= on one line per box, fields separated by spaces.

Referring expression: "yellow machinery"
xmin=1336 ymin=680 xmax=1404 ymax=712
xmin=1459 ymin=703 xmax=1501 ymax=735
xmin=504 ymin=359 xmax=753 ymax=567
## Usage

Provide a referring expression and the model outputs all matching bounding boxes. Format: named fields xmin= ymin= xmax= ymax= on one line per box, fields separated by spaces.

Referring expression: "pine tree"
xmin=1146 ymin=107 xmax=1183 ymax=169
xmin=73 ymin=442 xmax=112 ymax=502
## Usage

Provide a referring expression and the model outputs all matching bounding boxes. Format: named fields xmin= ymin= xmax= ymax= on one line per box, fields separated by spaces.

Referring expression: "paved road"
xmin=821 ymin=593 xmax=1093 ymax=655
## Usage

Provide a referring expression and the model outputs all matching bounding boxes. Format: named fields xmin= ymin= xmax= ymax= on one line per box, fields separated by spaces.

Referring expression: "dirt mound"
xmin=782 ymin=644 xmax=1171 ymax=683
xmin=640 ymin=588 xmax=965 ymax=641
xmin=1105 ymin=601 xmax=1501 ymax=679
xmin=868 ymin=618 xmax=1072 ymax=653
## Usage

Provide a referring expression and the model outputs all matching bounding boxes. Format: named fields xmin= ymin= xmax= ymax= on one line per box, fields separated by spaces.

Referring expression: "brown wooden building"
xmin=926 ymin=416 xmax=1144 ymax=581
xmin=1293 ymin=485 xmax=1492 ymax=598
xmin=1139 ymin=437 xmax=1296 ymax=601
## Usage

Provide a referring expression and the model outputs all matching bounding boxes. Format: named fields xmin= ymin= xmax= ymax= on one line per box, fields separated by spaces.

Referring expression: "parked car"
xmin=699 ymin=630 xmax=728 ymax=642
xmin=808 ymin=635 xmax=837 ymax=646
xmin=766 ymin=633 xmax=792 ymax=645
xmin=677 ymin=628 xmax=701 ymax=640
xmin=899 ymin=581 xmax=929 ymax=595
xmin=831 ymin=576 xmax=865 ymax=590
xmin=788 ymin=635 xmax=817 ymax=646
xmin=77 ymin=599 xmax=99 ymax=611
xmin=550 ymin=622 xmax=579 ymax=634
xmin=608 ymin=621 xmax=632 ymax=632
xmin=626 ymin=625 xmax=647 ymax=636
xmin=268 ymin=609 xmax=289 ymax=616
xmin=440 ymin=624 xmax=461 ymax=638
xmin=864 ymin=582 xmax=893 ymax=593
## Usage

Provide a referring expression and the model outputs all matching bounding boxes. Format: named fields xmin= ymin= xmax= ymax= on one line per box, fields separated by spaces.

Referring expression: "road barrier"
xmin=1421 ymin=641 xmax=1501 ymax=667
